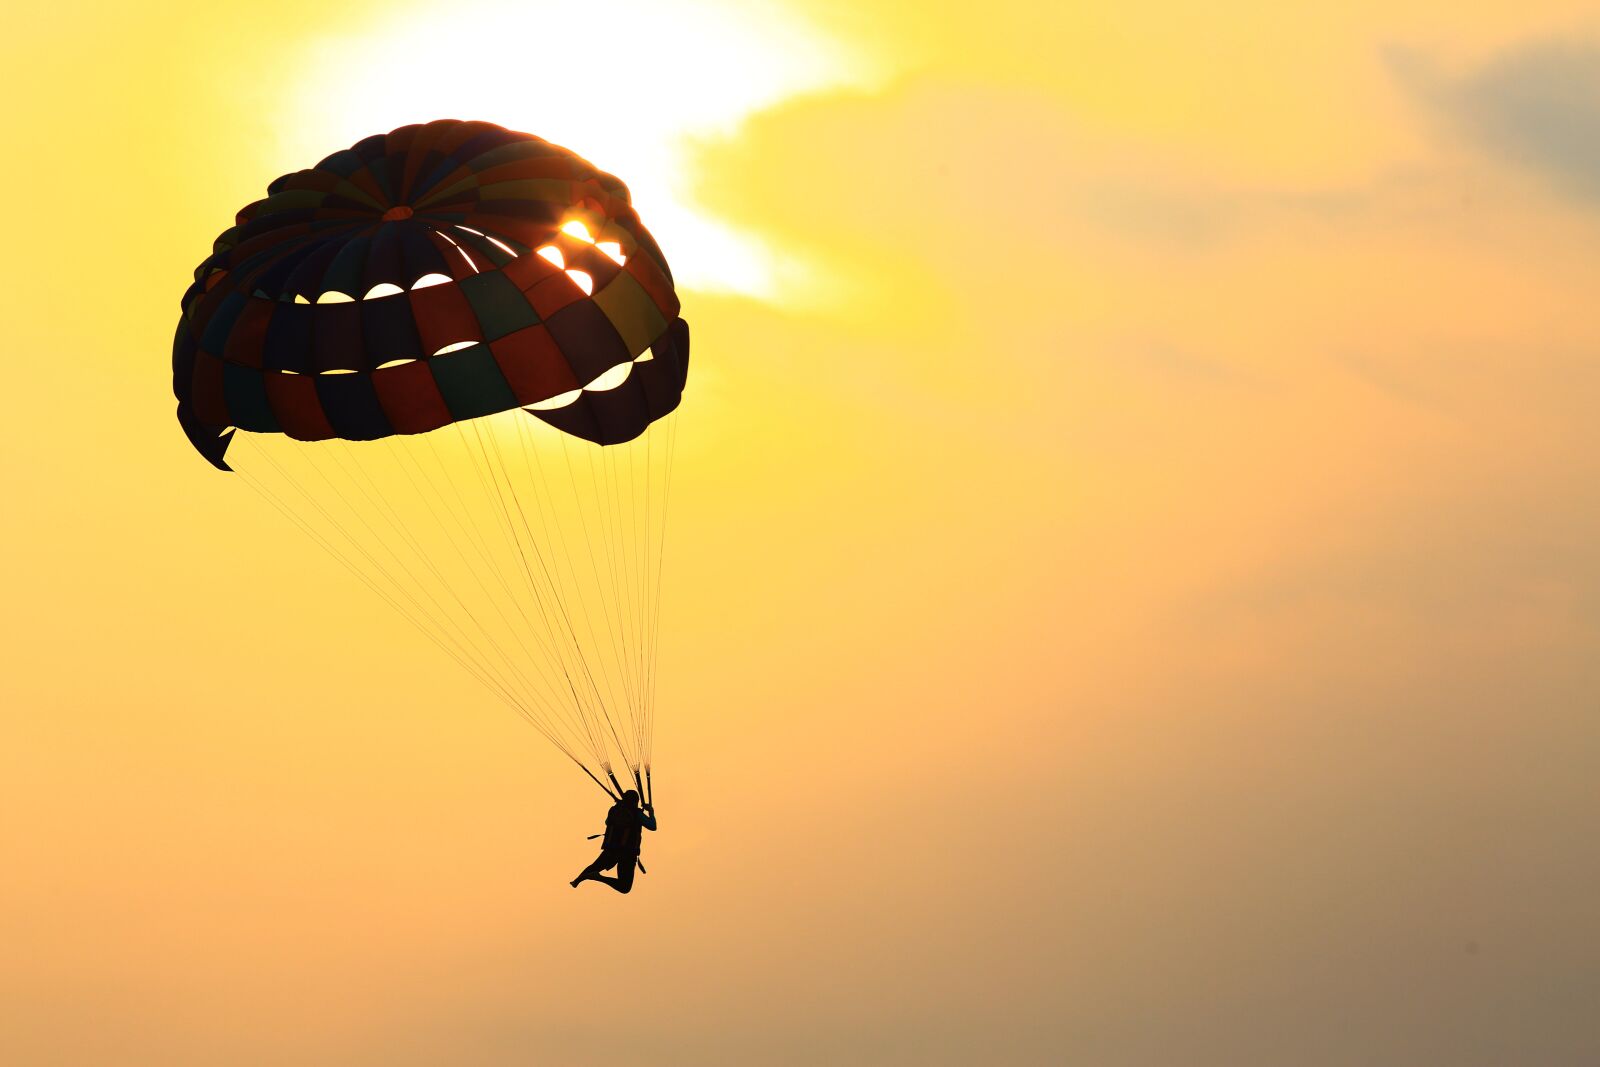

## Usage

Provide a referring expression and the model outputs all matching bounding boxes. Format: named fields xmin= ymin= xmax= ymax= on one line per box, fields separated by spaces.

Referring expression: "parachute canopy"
xmin=174 ymin=119 xmax=689 ymax=469
xmin=172 ymin=121 xmax=689 ymax=798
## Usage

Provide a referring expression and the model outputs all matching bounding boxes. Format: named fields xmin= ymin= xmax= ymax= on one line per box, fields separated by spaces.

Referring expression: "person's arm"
xmin=641 ymin=805 xmax=657 ymax=832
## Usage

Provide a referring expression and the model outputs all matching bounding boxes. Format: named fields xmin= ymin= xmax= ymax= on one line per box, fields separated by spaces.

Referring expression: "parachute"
xmin=172 ymin=120 xmax=688 ymax=799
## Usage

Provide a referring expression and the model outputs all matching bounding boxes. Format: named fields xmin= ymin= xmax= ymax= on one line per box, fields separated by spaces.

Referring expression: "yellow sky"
xmin=4 ymin=2 xmax=1600 ymax=1064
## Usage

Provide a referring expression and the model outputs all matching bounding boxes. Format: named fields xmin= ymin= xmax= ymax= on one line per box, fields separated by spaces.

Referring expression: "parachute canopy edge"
xmin=178 ymin=401 xmax=235 ymax=471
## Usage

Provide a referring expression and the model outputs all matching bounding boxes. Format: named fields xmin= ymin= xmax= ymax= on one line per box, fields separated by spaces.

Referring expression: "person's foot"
xmin=570 ymin=875 xmax=585 ymax=887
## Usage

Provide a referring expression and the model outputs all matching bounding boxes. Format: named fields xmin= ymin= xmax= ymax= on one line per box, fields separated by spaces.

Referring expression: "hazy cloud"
xmin=1393 ymin=38 xmax=1600 ymax=201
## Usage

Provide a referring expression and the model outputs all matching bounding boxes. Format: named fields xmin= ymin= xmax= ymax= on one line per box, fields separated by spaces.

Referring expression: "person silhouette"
xmin=571 ymin=789 xmax=656 ymax=893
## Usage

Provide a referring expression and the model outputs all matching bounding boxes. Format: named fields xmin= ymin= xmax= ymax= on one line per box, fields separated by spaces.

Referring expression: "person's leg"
xmin=591 ymin=856 xmax=637 ymax=894
xmin=571 ymin=851 xmax=620 ymax=887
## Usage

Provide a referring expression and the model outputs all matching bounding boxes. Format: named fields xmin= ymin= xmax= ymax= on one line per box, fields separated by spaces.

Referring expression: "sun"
xmin=282 ymin=0 xmax=866 ymax=298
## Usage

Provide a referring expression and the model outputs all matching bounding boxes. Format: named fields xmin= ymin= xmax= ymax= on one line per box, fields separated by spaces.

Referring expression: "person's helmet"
xmin=621 ymin=789 xmax=640 ymax=804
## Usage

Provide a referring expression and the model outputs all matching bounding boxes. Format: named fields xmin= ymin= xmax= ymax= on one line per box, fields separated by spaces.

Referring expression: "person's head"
xmin=621 ymin=789 xmax=639 ymax=807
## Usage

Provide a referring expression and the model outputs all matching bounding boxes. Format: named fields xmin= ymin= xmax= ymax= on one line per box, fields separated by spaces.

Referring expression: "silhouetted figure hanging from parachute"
xmin=171 ymin=121 xmax=688 ymax=893
xmin=572 ymin=789 xmax=657 ymax=893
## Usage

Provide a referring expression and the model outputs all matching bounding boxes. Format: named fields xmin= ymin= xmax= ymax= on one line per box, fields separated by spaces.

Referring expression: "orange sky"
xmin=4 ymin=2 xmax=1600 ymax=1064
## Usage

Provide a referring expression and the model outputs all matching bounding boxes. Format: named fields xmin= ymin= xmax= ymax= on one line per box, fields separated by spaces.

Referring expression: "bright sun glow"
xmin=288 ymin=0 xmax=869 ymax=297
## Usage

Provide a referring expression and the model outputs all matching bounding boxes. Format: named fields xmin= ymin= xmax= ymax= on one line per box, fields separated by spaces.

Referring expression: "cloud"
xmin=1392 ymin=38 xmax=1600 ymax=201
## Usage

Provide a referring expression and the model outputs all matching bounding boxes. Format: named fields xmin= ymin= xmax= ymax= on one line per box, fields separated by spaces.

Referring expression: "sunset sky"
xmin=4 ymin=2 xmax=1600 ymax=1063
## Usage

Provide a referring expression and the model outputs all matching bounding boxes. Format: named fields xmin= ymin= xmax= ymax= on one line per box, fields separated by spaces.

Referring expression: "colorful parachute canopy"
xmin=173 ymin=119 xmax=689 ymax=470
